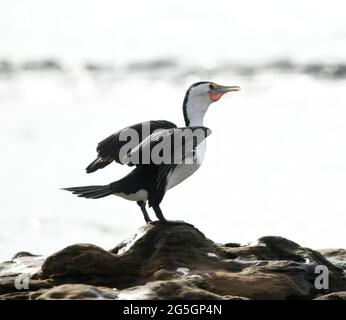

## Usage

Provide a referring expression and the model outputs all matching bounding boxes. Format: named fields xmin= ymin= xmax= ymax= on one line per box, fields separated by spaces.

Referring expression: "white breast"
xmin=165 ymin=141 xmax=206 ymax=191
xmin=165 ymin=163 xmax=201 ymax=191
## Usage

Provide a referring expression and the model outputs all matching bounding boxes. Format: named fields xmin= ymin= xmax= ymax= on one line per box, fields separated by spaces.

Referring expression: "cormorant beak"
xmin=209 ymin=85 xmax=241 ymax=102
xmin=214 ymin=85 xmax=241 ymax=93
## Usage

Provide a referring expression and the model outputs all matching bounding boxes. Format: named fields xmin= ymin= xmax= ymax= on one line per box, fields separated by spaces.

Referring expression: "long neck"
xmin=183 ymin=94 xmax=210 ymax=127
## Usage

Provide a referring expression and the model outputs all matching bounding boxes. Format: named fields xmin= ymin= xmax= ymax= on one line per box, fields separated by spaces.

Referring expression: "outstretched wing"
xmin=86 ymin=120 xmax=177 ymax=173
xmin=156 ymin=126 xmax=211 ymax=192
xmin=122 ymin=126 xmax=212 ymax=166
xmin=125 ymin=126 xmax=211 ymax=207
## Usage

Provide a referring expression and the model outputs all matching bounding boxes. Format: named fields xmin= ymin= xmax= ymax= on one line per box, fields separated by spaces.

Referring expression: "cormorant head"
xmin=183 ymin=81 xmax=240 ymax=126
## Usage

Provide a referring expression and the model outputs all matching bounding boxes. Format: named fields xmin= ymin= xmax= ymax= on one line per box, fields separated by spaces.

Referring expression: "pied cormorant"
xmin=63 ymin=82 xmax=240 ymax=223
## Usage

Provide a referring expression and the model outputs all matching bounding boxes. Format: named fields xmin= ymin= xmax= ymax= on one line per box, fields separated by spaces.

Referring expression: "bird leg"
xmin=137 ymin=201 xmax=152 ymax=223
xmin=152 ymin=205 xmax=168 ymax=223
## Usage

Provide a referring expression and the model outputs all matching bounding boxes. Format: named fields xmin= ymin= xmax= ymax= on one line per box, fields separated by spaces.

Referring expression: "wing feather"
xmin=122 ymin=126 xmax=211 ymax=189
xmin=86 ymin=120 xmax=177 ymax=173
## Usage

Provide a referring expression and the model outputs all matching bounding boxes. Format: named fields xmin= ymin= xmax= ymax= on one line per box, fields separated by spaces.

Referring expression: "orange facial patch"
xmin=209 ymin=91 xmax=223 ymax=101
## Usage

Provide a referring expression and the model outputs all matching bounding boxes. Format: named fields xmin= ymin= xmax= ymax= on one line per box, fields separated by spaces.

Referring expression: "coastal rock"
xmin=117 ymin=278 xmax=227 ymax=300
xmin=315 ymin=291 xmax=346 ymax=300
xmin=31 ymin=284 xmax=117 ymax=300
xmin=318 ymin=248 xmax=346 ymax=270
xmin=0 ymin=222 xmax=345 ymax=300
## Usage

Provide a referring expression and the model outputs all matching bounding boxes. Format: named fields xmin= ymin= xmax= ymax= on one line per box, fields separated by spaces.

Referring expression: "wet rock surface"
xmin=314 ymin=291 xmax=346 ymax=300
xmin=0 ymin=222 xmax=345 ymax=300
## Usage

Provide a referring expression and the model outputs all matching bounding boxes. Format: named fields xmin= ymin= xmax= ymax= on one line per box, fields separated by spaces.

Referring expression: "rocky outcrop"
xmin=0 ymin=222 xmax=345 ymax=300
xmin=315 ymin=291 xmax=346 ymax=300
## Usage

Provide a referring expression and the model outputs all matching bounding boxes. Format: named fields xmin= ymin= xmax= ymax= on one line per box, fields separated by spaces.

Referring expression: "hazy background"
xmin=1 ymin=0 xmax=346 ymax=260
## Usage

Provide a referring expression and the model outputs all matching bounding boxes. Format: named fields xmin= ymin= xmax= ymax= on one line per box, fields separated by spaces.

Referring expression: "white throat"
xmin=183 ymin=95 xmax=211 ymax=127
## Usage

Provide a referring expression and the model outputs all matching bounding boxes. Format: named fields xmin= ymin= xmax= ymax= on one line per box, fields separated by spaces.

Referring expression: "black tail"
xmin=85 ymin=158 xmax=112 ymax=174
xmin=62 ymin=185 xmax=113 ymax=199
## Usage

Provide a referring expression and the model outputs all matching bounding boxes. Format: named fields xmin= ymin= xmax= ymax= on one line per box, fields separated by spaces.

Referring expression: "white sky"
xmin=1 ymin=0 xmax=346 ymax=63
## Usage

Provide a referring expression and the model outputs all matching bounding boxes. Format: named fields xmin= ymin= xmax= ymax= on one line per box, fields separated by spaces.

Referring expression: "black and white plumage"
xmin=63 ymin=81 xmax=240 ymax=223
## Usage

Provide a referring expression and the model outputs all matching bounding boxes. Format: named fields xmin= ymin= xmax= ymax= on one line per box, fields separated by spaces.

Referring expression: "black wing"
xmin=123 ymin=126 xmax=211 ymax=166
xmin=126 ymin=126 xmax=211 ymax=206
xmin=156 ymin=126 xmax=211 ymax=193
xmin=86 ymin=120 xmax=177 ymax=173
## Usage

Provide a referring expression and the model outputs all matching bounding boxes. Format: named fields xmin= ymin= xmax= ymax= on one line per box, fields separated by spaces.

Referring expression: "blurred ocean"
xmin=0 ymin=0 xmax=346 ymax=260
